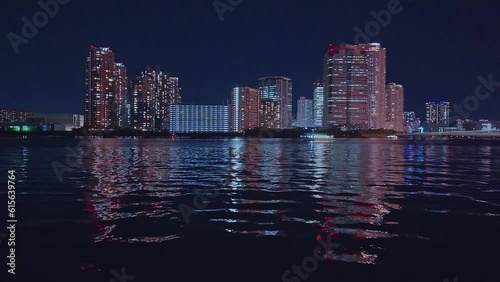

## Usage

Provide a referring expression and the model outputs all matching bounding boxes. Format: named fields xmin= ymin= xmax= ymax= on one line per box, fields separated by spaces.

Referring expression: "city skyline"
xmin=0 ymin=43 xmax=471 ymax=132
xmin=2 ymin=1 xmax=499 ymax=122
xmin=2 ymin=2 xmax=500 ymax=281
xmin=80 ymin=42 xmax=403 ymax=132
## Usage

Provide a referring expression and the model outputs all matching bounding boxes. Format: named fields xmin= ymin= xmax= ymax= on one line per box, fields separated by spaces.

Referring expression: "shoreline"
xmin=1 ymin=131 xmax=500 ymax=140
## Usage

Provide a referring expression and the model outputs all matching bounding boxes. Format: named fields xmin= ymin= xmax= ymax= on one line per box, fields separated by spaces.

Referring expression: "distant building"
xmin=169 ymin=105 xmax=229 ymax=133
xmin=130 ymin=68 xmax=181 ymax=131
xmin=385 ymin=83 xmax=404 ymax=132
xmin=31 ymin=113 xmax=84 ymax=131
xmin=84 ymin=46 xmax=128 ymax=130
xmin=403 ymin=111 xmax=420 ymax=133
xmin=297 ymin=96 xmax=313 ymax=128
xmin=426 ymin=101 xmax=450 ymax=126
xmin=463 ymin=120 xmax=500 ymax=131
xmin=312 ymin=81 xmax=324 ymax=127
xmin=456 ymin=119 xmax=464 ymax=130
xmin=231 ymin=86 xmax=261 ymax=132
xmin=259 ymin=76 xmax=293 ymax=129
xmin=0 ymin=109 xmax=34 ymax=122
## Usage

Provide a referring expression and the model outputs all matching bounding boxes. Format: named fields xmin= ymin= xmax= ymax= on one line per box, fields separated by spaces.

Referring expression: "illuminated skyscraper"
xmin=85 ymin=46 xmax=127 ymax=129
xmin=323 ymin=44 xmax=369 ymax=130
xmin=297 ymin=96 xmax=313 ymax=128
xmin=426 ymin=102 xmax=437 ymax=124
xmin=131 ymin=71 xmax=153 ymax=130
xmin=323 ymin=43 xmax=387 ymax=130
xmin=385 ymin=83 xmax=404 ymax=132
xmin=113 ymin=62 xmax=128 ymax=128
xmin=426 ymin=101 xmax=450 ymax=125
xmin=131 ymin=68 xmax=181 ymax=131
xmin=312 ymin=81 xmax=324 ymax=127
xmin=259 ymin=76 xmax=293 ymax=129
xmin=365 ymin=43 xmax=387 ymax=129
xmin=231 ymin=86 xmax=261 ymax=132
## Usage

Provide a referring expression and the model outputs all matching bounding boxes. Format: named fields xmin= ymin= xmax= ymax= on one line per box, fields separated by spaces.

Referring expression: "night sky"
xmin=1 ymin=0 xmax=499 ymax=120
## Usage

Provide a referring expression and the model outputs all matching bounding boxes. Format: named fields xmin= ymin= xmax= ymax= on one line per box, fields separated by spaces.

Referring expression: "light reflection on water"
xmin=66 ymin=139 xmax=499 ymax=264
xmin=3 ymin=138 xmax=500 ymax=266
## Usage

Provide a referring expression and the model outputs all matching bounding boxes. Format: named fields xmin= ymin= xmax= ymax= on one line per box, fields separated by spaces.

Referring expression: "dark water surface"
xmin=1 ymin=138 xmax=500 ymax=281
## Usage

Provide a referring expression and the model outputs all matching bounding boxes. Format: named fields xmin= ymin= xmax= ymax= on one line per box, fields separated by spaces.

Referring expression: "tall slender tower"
xmin=231 ymin=86 xmax=261 ymax=132
xmin=297 ymin=97 xmax=313 ymax=128
xmin=365 ymin=43 xmax=387 ymax=129
xmin=113 ymin=62 xmax=128 ymax=128
xmin=312 ymin=81 xmax=324 ymax=128
xmin=167 ymin=77 xmax=182 ymax=130
xmin=259 ymin=76 xmax=293 ymax=129
xmin=323 ymin=44 xmax=369 ymax=130
xmin=385 ymin=83 xmax=404 ymax=132
xmin=85 ymin=46 xmax=124 ymax=129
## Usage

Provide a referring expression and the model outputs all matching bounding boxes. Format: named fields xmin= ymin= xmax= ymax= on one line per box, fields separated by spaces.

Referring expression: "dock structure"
xmin=397 ymin=130 xmax=500 ymax=140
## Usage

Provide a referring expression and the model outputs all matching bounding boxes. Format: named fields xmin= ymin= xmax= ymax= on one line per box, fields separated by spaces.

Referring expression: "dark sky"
xmin=1 ymin=0 xmax=499 ymax=120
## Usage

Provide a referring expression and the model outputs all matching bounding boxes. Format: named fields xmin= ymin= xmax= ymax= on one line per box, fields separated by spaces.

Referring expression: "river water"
xmin=1 ymin=138 xmax=499 ymax=281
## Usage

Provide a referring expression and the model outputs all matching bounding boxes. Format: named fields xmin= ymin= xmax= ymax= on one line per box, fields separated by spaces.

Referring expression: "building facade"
xmin=169 ymin=105 xmax=229 ymax=133
xmin=385 ymin=83 xmax=404 ymax=132
xmin=231 ymin=86 xmax=261 ymax=132
xmin=365 ymin=43 xmax=387 ymax=129
xmin=426 ymin=101 xmax=450 ymax=125
xmin=323 ymin=44 xmax=370 ymax=130
xmin=113 ymin=62 xmax=128 ymax=128
xmin=312 ymin=81 xmax=324 ymax=127
xmin=323 ymin=43 xmax=388 ymax=130
xmin=259 ymin=76 xmax=293 ymax=129
xmin=84 ymin=46 xmax=127 ymax=130
xmin=131 ymin=68 xmax=181 ymax=131
xmin=297 ymin=96 xmax=313 ymax=128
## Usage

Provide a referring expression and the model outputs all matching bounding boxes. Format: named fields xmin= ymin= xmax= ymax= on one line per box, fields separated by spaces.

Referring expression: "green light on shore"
xmin=21 ymin=126 xmax=35 ymax=132
xmin=9 ymin=126 xmax=21 ymax=132
xmin=7 ymin=125 xmax=35 ymax=132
